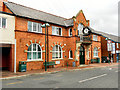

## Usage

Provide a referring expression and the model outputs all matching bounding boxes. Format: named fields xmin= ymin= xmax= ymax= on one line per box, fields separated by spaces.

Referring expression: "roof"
xmin=4 ymin=1 xmax=73 ymax=27
xmin=90 ymin=27 xmax=120 ymax=43
xmin=4 ymin=1 xmax=119 ymax=42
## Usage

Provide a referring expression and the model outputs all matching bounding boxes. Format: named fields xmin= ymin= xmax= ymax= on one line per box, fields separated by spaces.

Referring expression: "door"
xmin=79 ymin=46 xmax=85 ymax=64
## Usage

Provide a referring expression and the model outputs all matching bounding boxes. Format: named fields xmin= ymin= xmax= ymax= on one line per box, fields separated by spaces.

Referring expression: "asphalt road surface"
xmin=1 ymin=64 xmax=119 ymax=89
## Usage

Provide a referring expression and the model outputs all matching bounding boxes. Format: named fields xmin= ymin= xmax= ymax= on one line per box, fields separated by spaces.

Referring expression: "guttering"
xmin=92 ymin=32 xmax=120 ymax=43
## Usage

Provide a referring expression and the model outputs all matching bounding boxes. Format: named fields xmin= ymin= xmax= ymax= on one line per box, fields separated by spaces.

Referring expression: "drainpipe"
xmin=14 ymin=39 xmax=16 ymax=73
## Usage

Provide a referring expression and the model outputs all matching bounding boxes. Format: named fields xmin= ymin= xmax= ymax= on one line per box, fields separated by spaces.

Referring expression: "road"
xmin=1 ymin=64 xmax=119 ymax=89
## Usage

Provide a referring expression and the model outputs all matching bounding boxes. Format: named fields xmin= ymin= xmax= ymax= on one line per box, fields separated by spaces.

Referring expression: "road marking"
xmin=33 ymin=78 xmax=44 ymax=80
xmin=78 ymin=74 xmax=107 ymax=83
xmin=115 ymin=70 xmax=120 ymax=72
xmin=6 ymin=81 xmax=23 ymax=85
xmin=56 ymin=74 xmax=62 ymax=77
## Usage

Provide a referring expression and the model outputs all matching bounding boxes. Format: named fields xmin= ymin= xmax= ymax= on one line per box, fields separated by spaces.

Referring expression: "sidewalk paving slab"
xmin=0 ymin=63 xmax=119 ymax=80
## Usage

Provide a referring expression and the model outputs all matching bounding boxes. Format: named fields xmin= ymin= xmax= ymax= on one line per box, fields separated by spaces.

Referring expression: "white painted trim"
xmin=52 ymin=26 xmax=62 ymax=36
xmin=28 ymin=21 xmax=42 ymax=33
xmin=93 ymin=56 xmax=99 ymax=58
xmin=69 ymin=58 xmax=73 ymax=60
xmin=69 ymin=50 xmax=73 ymax=59
xmin=0 ymin=17 xmax=7 ymax=29
xmin=78 ymin=74 xmax=107 ymax=83
xmin=14 ymin=39 xmax=16 ymax=73
xmin=26 ymin=59 xmax=43 ymax=62
xmin=69 ymin=28 xmax=72 ymax=36
xmin=93 ymin=35 xmax=98 ymax=41
xmin=117 ymin=43 xmax=119 ymax=48
xmin=27 ymin=43 xmax=42 ymax=60
xmin=52 ymin=58 xmax=63 ymax=60
xmin=52 ymin=45 xmax=63 ymax=59
xmin=0 ymin=17 xmax=1 ymax=28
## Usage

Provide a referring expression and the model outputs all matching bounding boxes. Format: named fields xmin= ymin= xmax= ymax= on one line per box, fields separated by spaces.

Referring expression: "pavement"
xmin=2 ymin=63 xmax=119 ymax=88
xmin=0 ymin=62 xmax=119 ymax=80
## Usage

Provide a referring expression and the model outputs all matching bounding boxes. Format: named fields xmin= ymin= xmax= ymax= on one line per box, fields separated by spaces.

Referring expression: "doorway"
xmin=1 ymin=47 xmax=11 ymax=71
xmin=79 ymin=45 xmax=85 ymax=64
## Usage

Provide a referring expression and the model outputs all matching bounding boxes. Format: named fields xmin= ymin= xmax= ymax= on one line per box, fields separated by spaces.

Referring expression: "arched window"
xmin=78 ymin=23 xmax=84 ymax=35
xmin=93 ymin=47 xmax=98 ymax=57
xmin=52 ymin=45 xmax=62 ymax=59
xmin=27 ymin=43 xmax=42 ymax=60
xmin=69 ymin=50 xmax=73 ymax=59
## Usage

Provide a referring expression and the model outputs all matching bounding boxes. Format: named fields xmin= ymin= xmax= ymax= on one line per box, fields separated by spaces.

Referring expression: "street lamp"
xmin=41 ymin=23 xmax=50 ymax=71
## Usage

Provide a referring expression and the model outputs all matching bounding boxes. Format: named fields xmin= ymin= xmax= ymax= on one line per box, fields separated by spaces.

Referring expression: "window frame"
xmin=27 ymin=43 xmax=42 ymax=61
xmin=69 ymin=28 xmax=72 ymax=36
xmin=78 ymin=23 xmax=84 ymax=36
xmin=69 ymin=50 xmax=73 ymax=59
xmin=117 ymin=43 xmax=119 ymax=48
xmin=52 ymin=45 xmax=63 ymax=59
xmin=52 ymin=26 xmax=62 ymax=36
xmin=0 ymin=17 xmax=7 ymax=28
xmin=93 ymin=47 xmax=98 ymax=57
xmin=93 ymin=35 xmax=98 ymax=41
xmin=28 ymin=21 xmax=42 ymax=33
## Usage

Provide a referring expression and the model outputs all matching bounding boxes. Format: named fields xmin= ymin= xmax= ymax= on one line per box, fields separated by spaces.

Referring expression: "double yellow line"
xmin=6 ymin=81 xmax=23 ymax=85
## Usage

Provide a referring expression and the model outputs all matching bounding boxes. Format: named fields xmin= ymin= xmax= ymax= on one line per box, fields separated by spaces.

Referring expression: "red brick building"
xmin=91 ymin=29 xmax=120 ymax=63
xmin=1 ymin=0 xmax=118 ymax=72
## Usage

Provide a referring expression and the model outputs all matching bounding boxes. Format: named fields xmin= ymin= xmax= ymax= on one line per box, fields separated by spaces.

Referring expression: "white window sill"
xmin=52 ymin=58 xmax=63 ymax=60
xmin=93 ymin=56 xmax=99 ymax=58
xmin=27 ymin=59 xmax=43 ymax=62
xmin=52 ymin=34 xmax=62 ymax=36
xmin=69 ymin=58 xmax=73 ymax=60
xmin=28 ymin=31 xmax=42 ymax=33
xmin=93 ymin=40 xmax=98 ymax=41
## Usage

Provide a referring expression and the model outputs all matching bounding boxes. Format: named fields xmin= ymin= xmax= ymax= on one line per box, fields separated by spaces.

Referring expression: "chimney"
xmin=0 ymin=0 xmax=8 ymax=11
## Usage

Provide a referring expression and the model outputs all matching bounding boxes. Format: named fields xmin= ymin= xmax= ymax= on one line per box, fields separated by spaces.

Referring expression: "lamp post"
xmin=41 ymin=23 xmax=50 ymax=71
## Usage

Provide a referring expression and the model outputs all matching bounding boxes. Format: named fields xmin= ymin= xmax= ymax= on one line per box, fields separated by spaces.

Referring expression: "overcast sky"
xmin=9 ymin=0 xmax=119 ymax=36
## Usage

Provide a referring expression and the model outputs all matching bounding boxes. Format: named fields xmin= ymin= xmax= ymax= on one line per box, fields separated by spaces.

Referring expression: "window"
xmin=27 ymin=43 xmax=42 ymax=60
xmin=117 ymin=43 xmax=119 ymax=48
xmin=93 ymin=35 xmax=98 ymax=41
xmin=69 ymin=28 xmax=72 ymax=36
xmin=28 ymin=21 xmax=42 ymax=33
xmin=0 ymin=17 xmax=7 ymax=28
xmin=69 ymin=50 xmax=73 ymax=59
xmin=78 ymin=23 xmax=84 ymax=35
xmin=52 ymin=45 xmax=62 ymax=59
xmin=93 ymin=47 xmax=98 ymax=57
xmin=52 ymin=26 xmax=62 ymax=36
xmin=87 ymin=49 xmax=90 ymax=59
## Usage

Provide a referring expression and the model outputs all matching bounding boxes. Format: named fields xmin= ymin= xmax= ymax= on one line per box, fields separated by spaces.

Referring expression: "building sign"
xmin=111 ymin=43 xmax=115 ymax=54
xmin=107 ymin=40 xmax=112 ymax=51
xmin=55 ymin=61 xmax=60 ymax=64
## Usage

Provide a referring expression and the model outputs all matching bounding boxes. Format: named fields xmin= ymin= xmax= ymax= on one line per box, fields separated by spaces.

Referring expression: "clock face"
xmin=84 ymin=28 xmax=89 ymax=34
xmin=83 ymin=27 xmax=91 ymax=35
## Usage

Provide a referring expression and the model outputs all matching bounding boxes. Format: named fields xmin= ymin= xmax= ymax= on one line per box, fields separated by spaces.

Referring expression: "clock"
xmin=83 ymin=27 xmax=91 ymax=35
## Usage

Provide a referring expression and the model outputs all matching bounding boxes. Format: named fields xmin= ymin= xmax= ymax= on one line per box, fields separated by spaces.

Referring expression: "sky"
xmin=9 ymin=0 xmax=119 ymax=36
